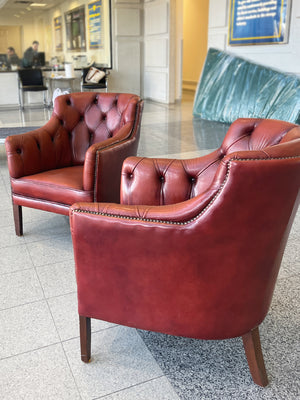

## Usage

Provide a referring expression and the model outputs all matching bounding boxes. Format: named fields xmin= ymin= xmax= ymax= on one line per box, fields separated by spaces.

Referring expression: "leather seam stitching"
xmin=92 ymin=99 xmax=143 ymax=201
xmin=12 ymin=194 xmax=91 ymax=207
xmin=76 ymin=155 xmax=300 ymax=225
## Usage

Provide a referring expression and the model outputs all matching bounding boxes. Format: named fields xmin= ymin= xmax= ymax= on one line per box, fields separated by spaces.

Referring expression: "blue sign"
xmin=228 ymin=0 xmax=290 ymax=45
xmin=88 ymin=0 xmax=103 ymax=49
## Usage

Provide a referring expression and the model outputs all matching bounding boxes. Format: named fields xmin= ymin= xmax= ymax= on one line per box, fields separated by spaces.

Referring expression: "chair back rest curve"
xmin=5 ymin=92 xmax=142 ymax=179
xmin=18 ymin=68 xmax=44 ymax=86
xmin=126 ymin=119 xmax=300 ymax=207
xmin=187 ymin=118 xmax=300 ymax=198
xmin=51 ymin=92 xmax=142 ymax=166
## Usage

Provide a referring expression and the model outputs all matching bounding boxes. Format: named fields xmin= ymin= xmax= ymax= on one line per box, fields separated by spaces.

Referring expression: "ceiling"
xmin=0 ymin=0 xmax=63 ymax=19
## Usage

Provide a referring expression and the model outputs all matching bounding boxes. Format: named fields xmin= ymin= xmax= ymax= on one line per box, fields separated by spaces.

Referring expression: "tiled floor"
xmin=0 ymin=93 xmax=299 ymax=399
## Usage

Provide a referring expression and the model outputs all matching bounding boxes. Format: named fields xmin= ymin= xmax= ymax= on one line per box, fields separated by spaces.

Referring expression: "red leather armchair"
xmin=5 ymin=92 xmax=143 ymax=235
xmin=70 ymin=118 xmax=300 ymax=386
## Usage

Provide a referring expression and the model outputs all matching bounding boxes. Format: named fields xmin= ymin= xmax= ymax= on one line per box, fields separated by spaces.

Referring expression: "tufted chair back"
xmin=52 ymin=92 xmax=139 ymax=166
xmin=5 ymin=92 xmax=144 ymax=236
xmin=121 ymin=118 xmax=299 ymax=205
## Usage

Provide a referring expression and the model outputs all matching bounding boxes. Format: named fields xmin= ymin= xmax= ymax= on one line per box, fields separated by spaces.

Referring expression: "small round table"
xmin=47 ymin=76 xmax=76 ymax=105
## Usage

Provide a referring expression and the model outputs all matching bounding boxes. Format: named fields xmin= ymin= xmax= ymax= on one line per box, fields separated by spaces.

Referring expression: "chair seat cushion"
xmin=82 ymin=82 xmax=106 ymax=89
xmin=23 ymin=85 xmax=48 ymax=91
xmin=11 ymin=165 xmax=93 ymax=205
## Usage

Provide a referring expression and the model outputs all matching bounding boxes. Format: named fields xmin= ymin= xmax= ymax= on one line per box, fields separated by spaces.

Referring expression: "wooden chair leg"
xmin=13 ymin=204 xmax=23 ymax=236
xmin=242 ymin=327 xmax=269 ymax=387
xmin=79 ymin=316 xmax=91 ymax=363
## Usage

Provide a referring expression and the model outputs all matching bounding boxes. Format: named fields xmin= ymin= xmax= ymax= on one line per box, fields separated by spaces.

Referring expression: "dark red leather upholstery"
xmin=5 ymin=92 xmax=143 ymax=235
xmin=70 ymin=118 xmax=300 ymax=385
xmin=121 ymin=119 xmax=297 ymax=206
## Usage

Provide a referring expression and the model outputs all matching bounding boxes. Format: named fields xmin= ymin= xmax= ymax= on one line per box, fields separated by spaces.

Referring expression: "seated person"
xmin=22 ymin=40 xmax=39 ymax=68
xmin=7 ymin=47 xmax=20 ymax=67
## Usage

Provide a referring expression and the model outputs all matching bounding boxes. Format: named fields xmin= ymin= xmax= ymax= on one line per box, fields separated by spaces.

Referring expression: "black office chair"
xmin=18 ymin=68 xmax=49 ymax=109
xmin=81 ymin=65 xmax=108 ymax=92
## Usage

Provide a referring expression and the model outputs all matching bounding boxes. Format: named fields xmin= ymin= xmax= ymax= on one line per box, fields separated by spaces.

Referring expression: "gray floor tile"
xmin=99 ymin=376 xmax=180 ymax=400
xmin=0 ymin=269 xmax=44 ymax=310
xmin=0 ymin=171 xmax=10 ymax=190
xmin=63 ymin=326 xmax=164 ymax=400
xmin=138 ymin=274 xmax=300 ymax=400
xmin=26 ymin=234 xmax=73 ymax=267
xmin=0 ymin=344 xmax=81 ymax=400
xmin=0 ymin=243 xmax=33 ymax=274
xmin=22 ymin=206 xmax=53 ymax=222
xmin=36 ymin=260 xmax=77 ymax=298
xmin=20 ymin=208 xmax=69 ymax=235
xmin=0 ymin=191 xmax=11 ymax=210
xmin=0 ymin=209 xmax=14 ymax=228
xmin=0 ymin=225 xmax=25 ymax=248
xmin=23 ymin=217 xmax=71 ymax=242
xmin=279 ymin=237 xmax=299 ymax=279
xmin=47 ymin=292 xmax=115 ymax=341
xmin=289 ymin=210 xmax=300 ymax=239
xmin=0 ymin=301 xmax=60 ymax=359
xmin=22 ymin=206 xmax=68 ymax=223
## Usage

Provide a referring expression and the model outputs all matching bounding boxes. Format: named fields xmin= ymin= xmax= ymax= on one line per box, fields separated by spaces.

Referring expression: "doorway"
xmin=182 ymin=0 xmax=209 ymax=94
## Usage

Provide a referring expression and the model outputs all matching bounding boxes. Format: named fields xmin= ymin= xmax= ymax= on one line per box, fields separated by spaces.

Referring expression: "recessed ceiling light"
xmin=31 ymin=3 xmax=47 ymax=6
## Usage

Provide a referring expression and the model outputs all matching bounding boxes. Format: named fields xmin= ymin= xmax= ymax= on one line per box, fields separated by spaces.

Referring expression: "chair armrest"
xmin=4 ymin=118 xmax=64 ymax=178
xmin=83 ymin=123 xmax=140 ymax=202
xmin=121 ymin=149 xmax=223 ymax=205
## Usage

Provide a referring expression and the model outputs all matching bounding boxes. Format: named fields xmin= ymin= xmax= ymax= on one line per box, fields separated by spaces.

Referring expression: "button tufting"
xmin=66 ymin=99 xmax=71 ymax=105
xmin=80 ymin=116 xmax=84 ymax=121
xmin=190 ymin=177 xmax=195 ymax=183
xmin=160 ymin=176 xmax=165 ymax=182
xmin=16 ymin=148 xmax=21 ymax=154
xmin=94 ymin=98 xmax=98 ymax=104
xmin=60 ymin=120 xmax=64 ymax=126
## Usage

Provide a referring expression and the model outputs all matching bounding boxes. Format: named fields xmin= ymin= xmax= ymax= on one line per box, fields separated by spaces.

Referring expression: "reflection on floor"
xmin=0 ymin=92 xmax=299 ymax=400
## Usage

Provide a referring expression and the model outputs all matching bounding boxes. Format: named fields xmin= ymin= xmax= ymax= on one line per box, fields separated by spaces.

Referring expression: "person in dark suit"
xmin=22 ymin=40 xmax=39 ymax=68
xmin=7 ymin=47 xmax=20 ymax=67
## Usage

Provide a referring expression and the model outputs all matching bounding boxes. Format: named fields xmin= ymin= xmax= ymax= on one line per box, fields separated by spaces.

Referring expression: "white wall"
xmin=208 ymin=0 xmax=300 ymax=76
